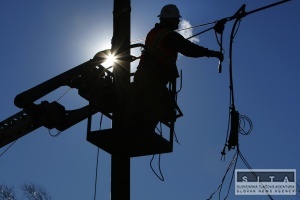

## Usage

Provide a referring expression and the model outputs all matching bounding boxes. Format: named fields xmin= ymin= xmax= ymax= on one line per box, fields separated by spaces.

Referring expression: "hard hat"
xmin=158 ymin=4 xmax=182 ymax=18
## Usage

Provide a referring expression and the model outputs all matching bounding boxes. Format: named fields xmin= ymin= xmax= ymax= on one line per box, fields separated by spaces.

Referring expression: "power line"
xmin=130 ymin=20 xmax=216 ymax=44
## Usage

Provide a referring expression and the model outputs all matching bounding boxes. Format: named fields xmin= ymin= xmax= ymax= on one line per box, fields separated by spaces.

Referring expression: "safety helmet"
xmin=157 ymin=4 xmax=182 ymax=18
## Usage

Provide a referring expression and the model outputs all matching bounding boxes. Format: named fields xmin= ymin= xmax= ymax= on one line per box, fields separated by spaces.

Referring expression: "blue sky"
xmin=0 ymin=0 xmax=299 ymax=200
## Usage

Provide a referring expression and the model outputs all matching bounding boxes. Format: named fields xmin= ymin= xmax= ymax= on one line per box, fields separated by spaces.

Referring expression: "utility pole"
xmin=111 ymin=0 xmax=131 ymax=199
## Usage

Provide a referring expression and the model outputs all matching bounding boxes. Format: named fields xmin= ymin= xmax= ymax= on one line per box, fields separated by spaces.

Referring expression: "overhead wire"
xmin=221 ymin=5 xmax=244 ymax=157
xmin=207 ymin=5 xmax=272 ymax=199
xmin=130 ymin=20 xmax=216 ymax=44
xmin=212 ymin=11 xmax=244 ymax=199
xmin=178 ymin=20 xmax=216 ymax=31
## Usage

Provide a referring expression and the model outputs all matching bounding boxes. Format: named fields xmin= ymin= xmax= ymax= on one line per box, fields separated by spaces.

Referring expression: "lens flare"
xmin=102 ymin=52 xmax=116 ymax=68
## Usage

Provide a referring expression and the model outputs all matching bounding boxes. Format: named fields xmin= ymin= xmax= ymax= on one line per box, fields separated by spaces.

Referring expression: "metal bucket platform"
xmin=87 ymin=128 xmax=172 ymax=157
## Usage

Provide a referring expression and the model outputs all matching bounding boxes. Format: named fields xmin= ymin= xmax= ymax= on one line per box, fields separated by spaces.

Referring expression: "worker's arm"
xmin=164 ymin=32 xmax=223 ymax=61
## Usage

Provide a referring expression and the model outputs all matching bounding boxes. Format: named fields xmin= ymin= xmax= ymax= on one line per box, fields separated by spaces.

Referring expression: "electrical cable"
xmin=45 ymin=87 xmax=73 ymax=138
xmin=2 ymin=85 xmax=72 ymax=157
xmin=56 ymin=87 xmax=72 ymax=102
xmin=209 ymin=147 xmax=274 ymax=200
xmin=220 ymin=87 xmax=234 ymax=160
xmin=173 ymin=130 xmax=180 ymax=145
xmin=93 ymin=113 xmax=103 ymax=200
xmin=178 ymin=20 xmax=216 ymax=32
xmin=232 ymin=19 xmax=242 ymax=39
xmin=220 ymin=149 xmax=238 ymax=200
xmin=94 ymin=147 xmax=100 ymax=200
xmin=150 ymin=154 xmax=165 ymax=181
xmin=130 ymin=20 xmax=216 ymax=44
xmin=220 ymin=6 xmax=244 ymax=156
xmin=156 ymin=123 xmax=180 ymax=145
xmin=151 ymin=123 xmax=165 ymax=181
xmin=0 ymin=140 xmax=17 ymax=158
xmin=238 ymin=150 xmax=274 ymax=200
xmin=174 ymin=1 xmax=290 ymax=199
xmin=221 ymin=109 xmax=231 ymax=160
xmin=223 ymin=154 xmax=238 ymax=200
xmin=211 ymin=5 xmax=261 ymax=200
xmin=239 ymin=115 xmax=253 ymax=135
xmin=48 ymin=129 xmax=62 ymax=137
xmin=239 ymin=151 xmax=272 ymax=200
xmin=46 ymin=87 xmax=73 ymax=138
xmin=207 ymin=149 xmax=238 ymax=200
xmin=215 ymin=32 xmax=224 ymax=56
xmin=156 ymin=123 xmax=163 ymax=136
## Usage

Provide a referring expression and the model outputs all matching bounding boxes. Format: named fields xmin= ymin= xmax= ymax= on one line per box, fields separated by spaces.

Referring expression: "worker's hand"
xmin=209 ymin=50 xmax=223 ymax=62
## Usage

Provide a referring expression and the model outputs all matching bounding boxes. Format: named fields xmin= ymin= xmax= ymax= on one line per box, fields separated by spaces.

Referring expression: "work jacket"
xmin=135 ymin=23 xmax=212 ymax=86
xmin=145 ymin=27 xmax=178 ymax=68
xmin=137 ymin=26 xmax=178 ymax=86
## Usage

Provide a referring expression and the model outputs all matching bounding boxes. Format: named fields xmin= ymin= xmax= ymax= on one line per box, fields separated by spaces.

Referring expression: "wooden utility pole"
xmin=111 ymin=0 xmax=131 ymax=199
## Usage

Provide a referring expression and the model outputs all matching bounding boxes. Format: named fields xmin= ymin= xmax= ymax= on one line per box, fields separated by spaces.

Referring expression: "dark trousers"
xmin=124 ymin=69 xmax=175 ymax=133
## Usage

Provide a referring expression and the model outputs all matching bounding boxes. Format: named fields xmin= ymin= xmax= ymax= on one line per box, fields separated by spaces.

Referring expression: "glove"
xmin=217 ymin=52 xmax=224 ymax=62
xmin=210 ymin=50 xmax=224 ymax=62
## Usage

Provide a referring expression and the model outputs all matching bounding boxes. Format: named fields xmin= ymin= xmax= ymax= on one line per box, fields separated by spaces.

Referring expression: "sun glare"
xmin=102 ymin=53 xmax=116 ymax=68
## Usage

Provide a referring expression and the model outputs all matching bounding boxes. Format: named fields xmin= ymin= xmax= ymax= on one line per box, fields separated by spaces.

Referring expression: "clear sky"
xmin=0 ymin=0 xmax=299 ymax=200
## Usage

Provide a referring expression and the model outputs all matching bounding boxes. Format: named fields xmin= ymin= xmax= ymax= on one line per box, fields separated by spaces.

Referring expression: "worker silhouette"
xmin=127 ymin=4 xmax=223 ymax=133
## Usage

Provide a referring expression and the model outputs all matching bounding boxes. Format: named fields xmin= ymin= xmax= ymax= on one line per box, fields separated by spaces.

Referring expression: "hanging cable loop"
xmin=207 ymin=1 xmax=291 ymax=199
xmin=150 ymin=154 xmax=165 ymax=181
